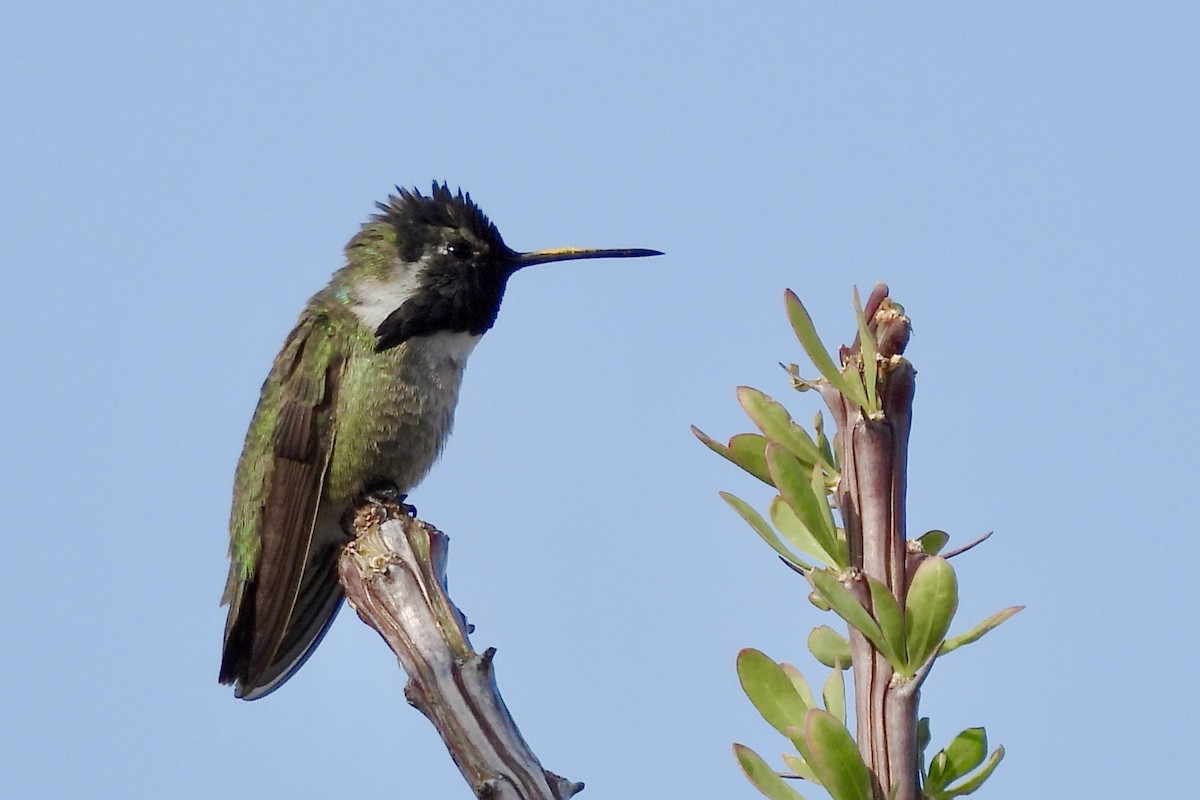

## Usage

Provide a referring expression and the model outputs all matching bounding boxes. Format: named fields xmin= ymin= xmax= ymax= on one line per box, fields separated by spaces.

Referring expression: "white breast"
xmin=410 ymin=330 xmax=481 ymax=366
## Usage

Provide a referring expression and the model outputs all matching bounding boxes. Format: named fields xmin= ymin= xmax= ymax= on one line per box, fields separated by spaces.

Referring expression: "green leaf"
xmin=807 ymin=626 xmax=852 ymax=669
xmin=737 ymin=649 xmax=811 ymax=736
xmin=770 ymin=495 xmax=836 ymax=566
xmin=917 ymin=717 xmax=932 ymax=777
xmin=781 ymin=361 xmax=818 ymax=392
xmin=737 ymin=386 xmax=830 ymax=470
xmin=813 ymin=411 xmax=837 ymax=472
xmin=916 ymin=529 xmax=949 ymax=555
xmin=939 ymin=606 xmax=1024 ymax=656
xmin=945 ymin=746 xmax=1005 ymax=797
xmin=781 ymin=754 xmax=820 ymax=784
xmin=945 ymin=728 xmax=987 ymax=782
xmin=789 ymin=710 xmax=873 ymax=800
xmin=926 ymin=750 xmax=950 ymax=794
xmin=692 ymin=426 xmax=775 ymax=486
xmin=821 ymin=667 xmax=847 ymax=726
xmin=728 ymin=434 xmax=776 ymax=486
xmin=866 ymin=578 xmax=906 ymax=672
xmin=928 ymin=728 xmax=986 ymax=789
xmin=734 ymin=744 xmax=810 ymax=800
xmin=904 ymin=556 xmax=958 ymax=670
xmin=768 ymin=445 xmax=844 ymax=568
xmin=722 ymin=492 xmax=813 ymax=570
xmin=810 ymin=463 xmax=845 ymax=565
xmin=809 ymin=570 xmax=886 ymax=651
xmin=785 ymin=290 xmax=869 ymax=410
xmin=780 ymin=663 xmax=819 ymax=712
xmin=853 ymin=287 xmax=879 ymax=414
xmin=807 ymin=591 xmax=832 ymax=612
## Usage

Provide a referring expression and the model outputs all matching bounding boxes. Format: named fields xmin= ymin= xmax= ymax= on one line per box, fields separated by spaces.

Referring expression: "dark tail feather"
xmin=220 ymin=544 xmax=345 ymax=700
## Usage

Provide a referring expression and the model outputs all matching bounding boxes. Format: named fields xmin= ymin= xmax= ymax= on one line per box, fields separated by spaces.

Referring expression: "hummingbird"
xmin=220 ymin=183 xmax=661 ymax=700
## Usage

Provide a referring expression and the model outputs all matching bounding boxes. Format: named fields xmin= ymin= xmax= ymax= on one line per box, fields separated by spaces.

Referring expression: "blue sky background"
xmin=2 ymin=3 xmax=1196 ymax=797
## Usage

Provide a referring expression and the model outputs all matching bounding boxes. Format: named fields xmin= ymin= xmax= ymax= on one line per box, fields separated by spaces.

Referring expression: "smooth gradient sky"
xmin=3 ymin=3 xmax=1196 ymax=798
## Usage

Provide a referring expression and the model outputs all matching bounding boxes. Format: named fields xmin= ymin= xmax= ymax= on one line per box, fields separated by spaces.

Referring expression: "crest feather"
xmin=373 ymin=182 xmax=500 ymax=246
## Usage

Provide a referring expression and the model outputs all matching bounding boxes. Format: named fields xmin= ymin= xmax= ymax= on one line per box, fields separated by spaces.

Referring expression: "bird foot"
xmin=346 ymin=481 xmax=417 ymax=530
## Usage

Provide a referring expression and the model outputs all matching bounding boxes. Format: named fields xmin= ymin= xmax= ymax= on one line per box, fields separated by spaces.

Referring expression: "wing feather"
xmin=220 ymin=311 xmax=344 ymax=698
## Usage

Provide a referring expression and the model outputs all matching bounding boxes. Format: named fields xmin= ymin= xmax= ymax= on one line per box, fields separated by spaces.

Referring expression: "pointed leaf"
xmin=729 ymin=434 xmax=776 ymax=486
xmin=737 ymin=649 xmax=811 ymax=736
xmin=904 ymin=556 xmax=959 ymax=670
xmin=929 ymin=728 xmax=987 ymax=788
xmin=692 ymin=426 xmax=775 ymax=486
xmin=853 ymin=287 xmax=879 ymax=414
xmin=813 ymin=410 xmax=837 ymax=472
xmin=790 ymin=710 xmax=873 ymax=800
xmin=810 ymin=570 xmax=886 ymax=651
xmin=810 ymin=463 xmax=846 ymax=565
xmin=941 ymin=728 xmax=987 ymax=785
xmin=770 ymin=495 xmax=836 ymax=566
xmin=738 ymin=386 xmax=829 ymax=470
xmin=780 ymin=663 xmax=819 ymax=712
xmin=821 ymin=667 xmax=847 ymax=726
xmin=917 ymin=717 xmax=932 ymax=777
xmin=808 ymin=625 xmax=852 ymax=669
xmin=866 ymin=578 xmax=907 ymax=671
xmin=942 ymin=530 xmax=994 ymax=559
xmin=781 ymin=754 xmax=820 ymax=784
xmin=734 ymin=744 xmax=810 ymax=800
xmin=940 ymin=606 xmax=1024 ymax=656
xmin=916 ymin=529 xmax=950 ymax=555
xmin=692 ymin=424 xmax=728 ymax=456
xmin=768 ymin=445 xmax=843 ymax=567
xmin=780 ymin=361 xmax=819 ymax=393
xmin=722 ymin=492 xmax=812 ymax=569
xmin=785 ymin=290 xmax=869 ymax=409
xmin=926 ymin=750 xmax=950 ymax=794
xmin=945 ymin=746 xmax=1005 ymax=797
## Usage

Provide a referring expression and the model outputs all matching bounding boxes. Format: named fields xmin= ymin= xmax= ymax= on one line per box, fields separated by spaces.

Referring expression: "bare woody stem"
xmin=820 ymin=284 xmax=920 ymax=800
xmin=337 ymin=498 xmax=582 ymax=800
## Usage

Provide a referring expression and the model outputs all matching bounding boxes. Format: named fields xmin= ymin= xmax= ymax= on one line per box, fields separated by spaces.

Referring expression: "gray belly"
xmin=324 ymin=331 xmax=478 ymax=505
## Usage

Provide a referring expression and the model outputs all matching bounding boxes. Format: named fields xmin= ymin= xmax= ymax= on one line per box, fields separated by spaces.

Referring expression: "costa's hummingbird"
xmin=220 ymin=183 xmax=660 ymax=699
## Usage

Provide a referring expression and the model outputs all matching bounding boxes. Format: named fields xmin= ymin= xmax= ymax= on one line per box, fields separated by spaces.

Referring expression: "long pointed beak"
xmin=511 ymin=246 xmax=663 ymax=269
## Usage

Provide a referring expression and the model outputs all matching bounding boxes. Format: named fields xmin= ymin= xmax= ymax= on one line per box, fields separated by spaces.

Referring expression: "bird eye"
xmin=446 ymin=241 xmax=473 ymax=260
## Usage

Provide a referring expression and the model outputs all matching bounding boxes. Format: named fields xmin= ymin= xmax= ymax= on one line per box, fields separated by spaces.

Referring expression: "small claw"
xmin=361 ymin=479 xmax=405 ymax=506
xmin=343 ymin=480 xmax=413 ymax=532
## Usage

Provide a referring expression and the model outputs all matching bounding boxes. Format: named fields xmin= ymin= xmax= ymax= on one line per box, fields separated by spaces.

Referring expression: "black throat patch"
xmin=371 ymin=183 xmax=513 ymax=352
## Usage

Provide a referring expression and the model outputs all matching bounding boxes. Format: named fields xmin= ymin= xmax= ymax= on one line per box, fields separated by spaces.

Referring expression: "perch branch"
xmin=337 ymin=497 xmax=582 ymax=800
